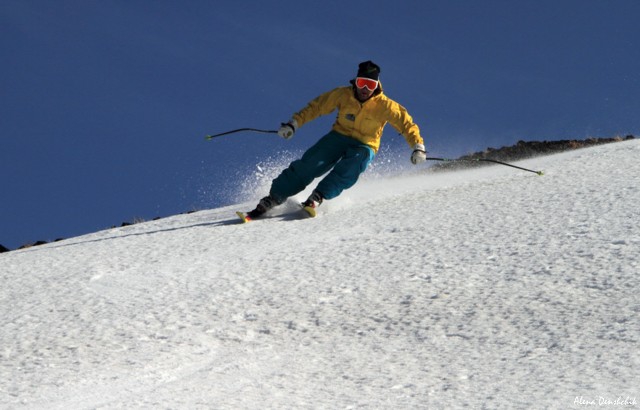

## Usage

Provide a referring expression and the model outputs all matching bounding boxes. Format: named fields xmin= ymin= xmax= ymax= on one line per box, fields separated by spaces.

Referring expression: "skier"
xmin=245 ymin=60 xmax=426 ymax=219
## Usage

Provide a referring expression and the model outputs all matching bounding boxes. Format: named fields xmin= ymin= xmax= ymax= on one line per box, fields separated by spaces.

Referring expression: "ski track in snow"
xmin=1 ymin=140 xmax=639 ymax=409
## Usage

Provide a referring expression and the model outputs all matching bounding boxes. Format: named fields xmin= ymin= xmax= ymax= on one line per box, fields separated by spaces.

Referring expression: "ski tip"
xmin=236 ymin=211 xmax=251 ymax=223
xmin=302 ymin=206 xmax=317 ymax=218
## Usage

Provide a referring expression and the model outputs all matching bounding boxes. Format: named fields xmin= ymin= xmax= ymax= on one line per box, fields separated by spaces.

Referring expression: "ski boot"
xmin=237 ymin=195 xmax=279 ymax=222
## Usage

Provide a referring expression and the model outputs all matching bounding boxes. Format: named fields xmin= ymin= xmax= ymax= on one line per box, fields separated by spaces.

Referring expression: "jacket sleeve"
xmin=291 ymin=87 xmax=345 ymax=128
xmin=387 ymin=102 xmax=424 ymax=148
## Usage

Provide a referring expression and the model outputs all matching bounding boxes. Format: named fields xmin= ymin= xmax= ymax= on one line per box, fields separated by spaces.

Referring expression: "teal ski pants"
xmin=270 ymin=131 xmax=375 ymax=202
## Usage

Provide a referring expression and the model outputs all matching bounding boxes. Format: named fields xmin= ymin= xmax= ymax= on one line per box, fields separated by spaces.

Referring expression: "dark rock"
xmin=17 ymin=240 xmax=48 ymax=250
xmin=431 ymin=135 xmax=635 ymax=172
xmin=0 ymin=244 xmax=10 ymax=253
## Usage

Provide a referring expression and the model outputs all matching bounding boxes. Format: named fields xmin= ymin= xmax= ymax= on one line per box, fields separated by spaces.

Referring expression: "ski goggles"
xmin=355 ymin=77 xmax=379 ymax=91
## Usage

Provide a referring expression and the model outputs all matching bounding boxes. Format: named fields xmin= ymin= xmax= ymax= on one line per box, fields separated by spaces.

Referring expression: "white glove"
xmin=410 ymin=143 xmax=427 ymax=164
xmin=277 ymin=119 xmax=298 ymax=139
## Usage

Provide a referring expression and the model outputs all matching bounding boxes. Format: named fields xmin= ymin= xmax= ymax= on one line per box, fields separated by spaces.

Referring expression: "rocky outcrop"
xmin=431 ymin=135 xmax=635 ymax=172
xmin=17 ymin=240 xmax=51 ymax=250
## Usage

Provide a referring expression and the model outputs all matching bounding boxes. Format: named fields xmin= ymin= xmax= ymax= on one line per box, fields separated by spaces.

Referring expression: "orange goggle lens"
xmin=355 ymin=77 xmax=378 ymax=91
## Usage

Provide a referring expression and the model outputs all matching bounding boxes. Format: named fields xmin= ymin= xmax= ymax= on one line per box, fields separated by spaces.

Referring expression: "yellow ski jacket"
xmin=291 ymin=83 xmax=423 ymax=153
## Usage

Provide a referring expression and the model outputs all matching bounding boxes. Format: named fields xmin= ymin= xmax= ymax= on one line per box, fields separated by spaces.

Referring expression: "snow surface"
xmin=1 ymin=140 xmax=639 ymax=409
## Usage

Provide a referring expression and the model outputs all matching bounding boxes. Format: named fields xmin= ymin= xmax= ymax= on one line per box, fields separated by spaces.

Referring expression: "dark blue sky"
xmin=2 ymin=0 xmax=639 ymax=250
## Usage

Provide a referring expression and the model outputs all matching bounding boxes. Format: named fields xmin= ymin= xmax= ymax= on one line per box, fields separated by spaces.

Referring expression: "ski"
xmin=236 ymin=204 xmax=317 ymax=223
xmin=236 ymin=211 xmax=252 ymax=223
xmin=302 ymin=204 xmax=317 ymax=218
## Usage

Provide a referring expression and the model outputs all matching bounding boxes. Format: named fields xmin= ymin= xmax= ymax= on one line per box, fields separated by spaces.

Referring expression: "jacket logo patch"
xmin=345 ymin=114 xmax=356 ymax=122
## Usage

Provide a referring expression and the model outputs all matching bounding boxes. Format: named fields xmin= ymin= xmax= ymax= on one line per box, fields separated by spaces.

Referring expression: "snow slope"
xmin=1 ymin=140 xmax=638 ymax=409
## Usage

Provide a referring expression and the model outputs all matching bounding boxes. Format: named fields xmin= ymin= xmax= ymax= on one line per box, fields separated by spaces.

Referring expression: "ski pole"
xmin=427 ymin=157 xmax=544 ymax=175
xmin=205 ymin=128 xmax=278 ymax=141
